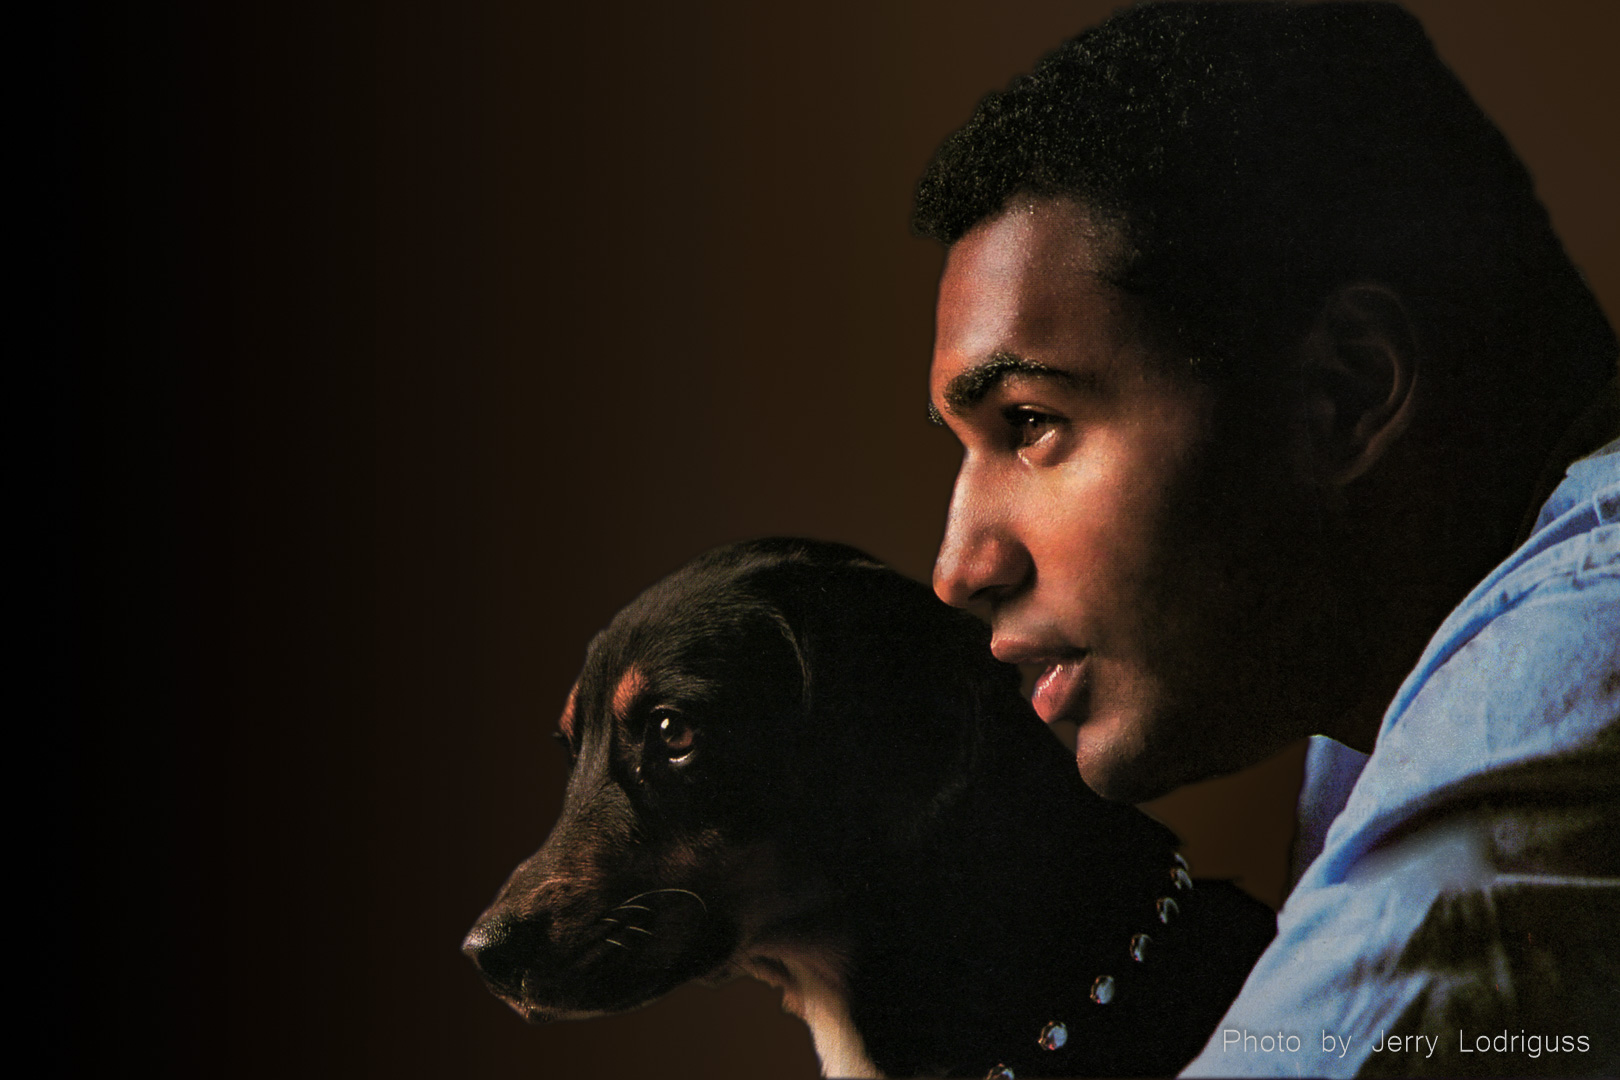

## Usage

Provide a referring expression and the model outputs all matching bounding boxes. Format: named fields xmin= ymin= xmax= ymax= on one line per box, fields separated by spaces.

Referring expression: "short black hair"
xmin=914 ymin=2 xmax=1614 ymax=417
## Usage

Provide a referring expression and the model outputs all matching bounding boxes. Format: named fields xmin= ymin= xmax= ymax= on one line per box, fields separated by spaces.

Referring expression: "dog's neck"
xmin=734 ymin=707 xmax=1273 ymax=1078
xmin=791 ymin=711 xmax=1246 ymax=1078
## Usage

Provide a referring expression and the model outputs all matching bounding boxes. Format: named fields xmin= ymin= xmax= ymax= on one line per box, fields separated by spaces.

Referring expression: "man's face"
xmin=929 ymin=198 xmax=1323 ymax=802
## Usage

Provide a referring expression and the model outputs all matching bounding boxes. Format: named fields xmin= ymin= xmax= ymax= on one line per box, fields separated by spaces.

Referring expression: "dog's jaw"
xmin=741 ymin=945 xmax=880 ymax=1079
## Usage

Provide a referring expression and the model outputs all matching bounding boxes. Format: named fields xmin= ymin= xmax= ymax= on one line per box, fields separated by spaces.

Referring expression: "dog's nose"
xmin=462 ymin=916 xmax=547 ymax=998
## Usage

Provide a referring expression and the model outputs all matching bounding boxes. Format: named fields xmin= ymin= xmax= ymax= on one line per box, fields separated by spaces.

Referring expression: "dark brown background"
xmin=72 ymin=1 xmax=1616 ymax=1076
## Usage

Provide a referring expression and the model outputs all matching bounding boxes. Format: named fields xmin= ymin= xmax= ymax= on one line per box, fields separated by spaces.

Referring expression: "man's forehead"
xmin=932 ymin=201 xmax=1134 ymax=398
xmin=942 ymin=198 xmax=1116 ymax=291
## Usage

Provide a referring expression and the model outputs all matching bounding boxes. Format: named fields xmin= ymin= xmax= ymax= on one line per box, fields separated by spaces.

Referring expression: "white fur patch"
xmin=741 ymin=945 xmax=881 ymax=1078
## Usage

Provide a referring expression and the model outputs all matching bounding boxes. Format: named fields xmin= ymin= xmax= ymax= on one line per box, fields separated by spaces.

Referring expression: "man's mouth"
xmin=1029 ymin=656 xmax=1088 ymax=724
xmin=992 ymin=638 xmax=1090 ymax=724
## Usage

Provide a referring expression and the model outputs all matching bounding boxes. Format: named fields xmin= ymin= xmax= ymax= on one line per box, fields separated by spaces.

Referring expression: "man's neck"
xmin=1329 ymin=369 xmax=1620 ymax=757
xmin=1512 ymin=372 xmax=1620 ymax=547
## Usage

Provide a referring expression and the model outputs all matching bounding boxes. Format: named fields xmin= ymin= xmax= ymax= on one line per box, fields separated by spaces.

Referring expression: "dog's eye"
xmin=654 ymin=711 xmax=696 ymax=759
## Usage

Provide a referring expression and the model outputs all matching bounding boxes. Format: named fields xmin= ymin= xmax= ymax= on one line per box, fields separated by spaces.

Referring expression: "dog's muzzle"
xmin=463 ymin=888 xmax=715 ymax=1021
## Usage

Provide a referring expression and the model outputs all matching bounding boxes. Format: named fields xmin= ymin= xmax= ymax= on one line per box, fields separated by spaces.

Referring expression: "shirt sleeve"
xmin=1181 ymin=526 xmax=1620 ymax=1078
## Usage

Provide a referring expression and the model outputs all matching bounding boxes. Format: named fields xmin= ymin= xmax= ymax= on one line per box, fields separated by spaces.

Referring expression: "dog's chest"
xmin=741 ymin=945 xmax=881 ymax=1079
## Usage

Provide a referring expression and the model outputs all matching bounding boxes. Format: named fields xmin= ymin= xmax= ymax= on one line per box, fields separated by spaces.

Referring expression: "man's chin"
xmin=1077 ymin=754 xmax=1176 ymax=804
xmin=1073 ymin=714 xmax=1192 ymax=804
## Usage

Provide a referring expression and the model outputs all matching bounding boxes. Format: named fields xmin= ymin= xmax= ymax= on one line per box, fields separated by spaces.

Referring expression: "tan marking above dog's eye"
xmin=611 ymin=665 xmax=647 ymax=721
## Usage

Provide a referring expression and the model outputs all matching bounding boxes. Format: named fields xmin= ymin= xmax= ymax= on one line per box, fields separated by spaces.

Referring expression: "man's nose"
xmin=933 ymin=464 xmax=1029 ymax=610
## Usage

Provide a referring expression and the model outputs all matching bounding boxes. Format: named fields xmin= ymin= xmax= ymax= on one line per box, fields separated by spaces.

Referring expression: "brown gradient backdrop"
xmin=76 ymin=1 xmax=1615 ymax=1076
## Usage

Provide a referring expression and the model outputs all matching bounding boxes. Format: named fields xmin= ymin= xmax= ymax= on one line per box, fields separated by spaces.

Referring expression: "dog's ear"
xmin=763 ymin=606 xmax=813 ymax=719
xmin=557 ymin=680 xmax=580 ymax=744
xmin=764 ymin=560 xmax=999 ymax=845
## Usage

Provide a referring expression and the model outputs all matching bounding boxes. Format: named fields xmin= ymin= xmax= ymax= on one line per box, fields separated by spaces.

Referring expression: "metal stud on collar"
xmin=993 ymin=854 xmax=1191 ymax=1078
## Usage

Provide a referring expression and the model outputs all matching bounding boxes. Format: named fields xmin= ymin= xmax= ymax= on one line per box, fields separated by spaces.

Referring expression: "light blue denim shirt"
xmin=1183 ymin=440 xmax=1620 ymax=1078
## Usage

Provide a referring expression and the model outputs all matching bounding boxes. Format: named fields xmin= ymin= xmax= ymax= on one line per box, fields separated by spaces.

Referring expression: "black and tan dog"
xmin=463 ymin=538 xmax=1274 ymax=1077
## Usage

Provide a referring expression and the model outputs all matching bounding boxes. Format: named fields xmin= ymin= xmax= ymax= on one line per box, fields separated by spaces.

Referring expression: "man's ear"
xmin=1297 ymin=283 xmax=1420 ymax=485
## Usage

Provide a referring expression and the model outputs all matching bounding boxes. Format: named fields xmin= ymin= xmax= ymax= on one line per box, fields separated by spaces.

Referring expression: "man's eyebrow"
xmin=936 ymin=352 xmax=1082 ymax=415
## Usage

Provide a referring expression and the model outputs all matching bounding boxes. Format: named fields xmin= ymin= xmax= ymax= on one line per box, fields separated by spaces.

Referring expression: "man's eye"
xmin=1003 ymin=406 xmax=1062 ymax=447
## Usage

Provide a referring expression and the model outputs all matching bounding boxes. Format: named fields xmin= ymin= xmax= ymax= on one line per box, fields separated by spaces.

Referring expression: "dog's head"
xmin=462 ymin=538 xmax=1021 ymax=1022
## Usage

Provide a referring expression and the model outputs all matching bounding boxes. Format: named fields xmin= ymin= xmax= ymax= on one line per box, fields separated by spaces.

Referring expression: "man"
xmin=916 ymin=3 xmax=1617 ymax=1075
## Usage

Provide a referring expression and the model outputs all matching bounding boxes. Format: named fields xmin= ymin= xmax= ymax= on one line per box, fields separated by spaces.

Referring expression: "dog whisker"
xmin=604 ymin=938 xmax=629 ymax=949
xmin=619 ymin=887 xmax=709 ymax=913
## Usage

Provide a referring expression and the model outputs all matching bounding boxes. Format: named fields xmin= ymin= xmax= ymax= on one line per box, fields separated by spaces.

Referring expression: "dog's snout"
xmin=463 ymin=915 xmax=548 ymax=998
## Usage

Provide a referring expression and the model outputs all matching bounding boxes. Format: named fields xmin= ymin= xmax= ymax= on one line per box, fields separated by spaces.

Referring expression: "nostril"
xmin=934 ymin=530 xmax=1031 ymax=612
xmin=463 ymin=916 xmax=548 ymax=997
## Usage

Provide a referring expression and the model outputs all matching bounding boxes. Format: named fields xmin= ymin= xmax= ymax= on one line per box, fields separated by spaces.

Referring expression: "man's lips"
xmin=994 ymin=642 xmax=1089 ymax=724
xmin=1029 ymin=657 xmax=1087 ymax=724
